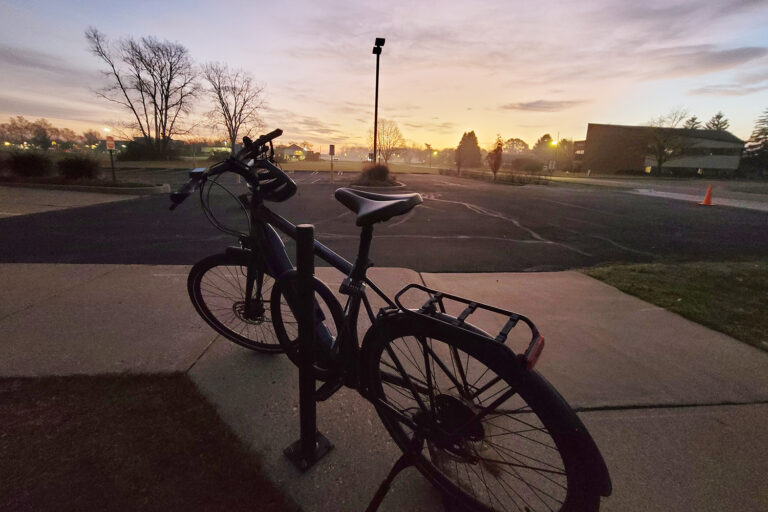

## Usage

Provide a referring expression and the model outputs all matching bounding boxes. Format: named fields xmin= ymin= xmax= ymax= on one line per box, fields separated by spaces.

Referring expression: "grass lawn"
xmin=115 ymin=159 xmax=439 ymax=174
xmin=114 ymin=160 xmax=201 ymax=170
xmin=0 ymin=373 xmax=296 ymax=511
xmin=280 ymin=160 xmax=438 ymax=174
xmin=584 ymin=260 xmax=768 ymax=352
xmin=0 ymin=175 xmax=154 ymax=188
xmin=727 ymin=182 xmax=768 ymax=195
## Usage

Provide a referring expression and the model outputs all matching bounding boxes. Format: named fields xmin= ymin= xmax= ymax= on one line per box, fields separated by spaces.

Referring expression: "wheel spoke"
xmin=370 ymin=329 xmax=572 ymax=512
xmin=194 ymin=258 xmax=283 ymax=349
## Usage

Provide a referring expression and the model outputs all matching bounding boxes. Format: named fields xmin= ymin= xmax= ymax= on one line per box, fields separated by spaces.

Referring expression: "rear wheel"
xmin=363 ymin=315 xmax=600 ymax=512
xmin=188 ymin=252 xmax=283 ymax=352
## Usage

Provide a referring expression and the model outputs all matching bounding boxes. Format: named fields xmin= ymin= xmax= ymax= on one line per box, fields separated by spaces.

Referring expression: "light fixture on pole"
xmin=372 ymin=37 xmax=385 ymax=164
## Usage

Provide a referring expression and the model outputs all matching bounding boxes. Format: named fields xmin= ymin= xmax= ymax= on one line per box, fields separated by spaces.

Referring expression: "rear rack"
xmin=393 ymin=283 xmax=545 ymax=370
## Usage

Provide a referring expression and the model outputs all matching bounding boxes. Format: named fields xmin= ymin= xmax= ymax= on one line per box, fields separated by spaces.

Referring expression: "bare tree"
xmin=86 ymin=28 xmax=198 ymax=157
xmin=503 ymin=137 xmax=529 ymax=154
xmin=55 ymin=128 xmax=80 ymax=149
xmin=1 ymin=116 xmax=33 ymax=145
xmin=30 ymin=118 xmax=58 ymax=149
xmin=649 ymin=108 xmax=688 ymax=129
xmin=645 ymin=108 xmax=690 ymax=175
xmin=202 ymin=62 xmax=264 ymax=154
xmin=82 ymin=130 xmax=100 ymax=146
xmin=368 ymin=119 xmax=404 ymax=164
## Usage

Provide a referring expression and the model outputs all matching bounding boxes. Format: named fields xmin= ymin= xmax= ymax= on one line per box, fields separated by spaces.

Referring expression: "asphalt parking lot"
xmin=2 ymin=176 xmax=767 ymax=511
xmin=1 ymin=171 xmax=767 ymax=271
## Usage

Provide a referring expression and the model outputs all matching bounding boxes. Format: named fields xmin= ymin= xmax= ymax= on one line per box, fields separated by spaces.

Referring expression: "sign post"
xmin=329 ymin=144 xmax=335 ymax=183
xmin=106 ymin=136 xmax=116 ymax=182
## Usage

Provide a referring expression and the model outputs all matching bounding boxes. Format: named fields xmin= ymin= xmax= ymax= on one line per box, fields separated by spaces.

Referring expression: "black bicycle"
xmin=170 ymin=129 xmax=612 ymax=512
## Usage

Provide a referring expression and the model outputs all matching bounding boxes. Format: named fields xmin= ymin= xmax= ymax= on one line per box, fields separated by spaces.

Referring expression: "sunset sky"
xmin=1 ymin=0 xmax=768 ymax=150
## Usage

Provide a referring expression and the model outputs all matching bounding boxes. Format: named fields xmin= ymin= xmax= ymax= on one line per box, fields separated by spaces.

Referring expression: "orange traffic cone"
xmin=700 ymin=185 xmax=713 ymax=206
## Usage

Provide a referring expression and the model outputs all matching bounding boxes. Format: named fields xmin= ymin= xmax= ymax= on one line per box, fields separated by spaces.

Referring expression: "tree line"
xmin=644 ymin=108 xmax=768 ymax=176
xmin=453 ymin=131 xmax=574 ymax=180
xmin=0 ymin=116 xmax=102 ymax=150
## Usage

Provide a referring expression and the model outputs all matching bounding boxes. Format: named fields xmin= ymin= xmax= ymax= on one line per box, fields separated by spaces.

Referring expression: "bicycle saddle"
xmin=334 ymin=187 xmax=423 ymax=226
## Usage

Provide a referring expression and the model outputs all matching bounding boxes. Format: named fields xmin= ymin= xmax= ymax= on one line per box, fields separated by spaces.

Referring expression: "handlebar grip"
xmin=254 ymin=128 xmax=283 ymax=146
xmin=169 ymin=171 xmax=204 ymax=210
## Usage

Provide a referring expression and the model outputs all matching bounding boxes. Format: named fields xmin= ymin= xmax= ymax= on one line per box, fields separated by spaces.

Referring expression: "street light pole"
xmin=372 ymin=38 xmax=385 ymax=164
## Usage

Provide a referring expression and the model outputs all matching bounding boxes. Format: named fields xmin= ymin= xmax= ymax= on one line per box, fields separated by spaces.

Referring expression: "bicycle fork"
xmin=243 ymin=252 xmax=266 ymax=320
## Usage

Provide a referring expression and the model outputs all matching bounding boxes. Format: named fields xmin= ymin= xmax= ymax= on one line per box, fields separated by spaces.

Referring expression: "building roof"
xmin=587 ymin=123 xmax=744 ymax=144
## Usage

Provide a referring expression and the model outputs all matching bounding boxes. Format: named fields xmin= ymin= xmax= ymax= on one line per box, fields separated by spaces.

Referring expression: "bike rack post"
xmin=284 ymin=224 xmax=333 ymax=471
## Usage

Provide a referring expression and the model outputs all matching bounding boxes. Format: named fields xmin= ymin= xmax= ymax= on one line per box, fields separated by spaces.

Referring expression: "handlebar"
xmin=254 ymin=128 xmax=283 ymax=147
xmin=238 ymin=129 xmax=283 ymax=161
xmin=169 ymin=128 xmax=295 ymax=210
xmin=169 ymin=168 xmax=206 ymax=210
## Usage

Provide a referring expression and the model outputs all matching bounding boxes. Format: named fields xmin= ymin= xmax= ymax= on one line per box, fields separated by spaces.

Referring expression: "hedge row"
xmin=0 ymin=152 xmax=100 ymax=180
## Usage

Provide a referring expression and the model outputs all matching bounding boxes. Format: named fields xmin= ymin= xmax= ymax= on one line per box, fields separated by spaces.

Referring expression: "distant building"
xmin=573 ymin=140 xmax=586 ymax=171
xmin=579 ymin=123 xmax=744 ymax=176
xmin=275 ymin=144 xmax=308 ymax=161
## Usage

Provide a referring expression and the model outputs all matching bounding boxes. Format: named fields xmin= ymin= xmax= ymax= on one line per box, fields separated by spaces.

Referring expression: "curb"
xmin=437 ymin=168 xmax=552 ymax=186
xmin=348 ymin=182 xmax=407 ymax=190
xmin=0 ymin=182 xmax=171 ymax=195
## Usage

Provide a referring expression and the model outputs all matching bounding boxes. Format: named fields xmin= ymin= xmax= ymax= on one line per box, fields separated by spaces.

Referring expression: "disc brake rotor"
xmin=233 ymin=300 xmax=265 ymax=324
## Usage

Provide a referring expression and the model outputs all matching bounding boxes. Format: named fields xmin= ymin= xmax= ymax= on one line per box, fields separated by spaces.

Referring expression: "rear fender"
xmin=361 ymin=310 xmax=612 ymax=497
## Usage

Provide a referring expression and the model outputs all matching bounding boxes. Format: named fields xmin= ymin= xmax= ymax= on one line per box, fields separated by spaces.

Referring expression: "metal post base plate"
xmin=284 ymin=431 xmax=333 ymax=472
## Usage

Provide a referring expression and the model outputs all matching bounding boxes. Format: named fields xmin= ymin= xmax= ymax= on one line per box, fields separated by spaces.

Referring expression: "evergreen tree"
xmin=486 ymin=134 xmax=504 ymax=181
xmin=683 ymin=116 xmax=701 ymax=129
xmin=745 ymin=107 xmax=768 ymax=177
xmin=532 ymin=133 xmax=554 ymax=161
xmin=455 ymin=131 xmax=481 ymax=173
xmin=705 ymin=112 xmax=730 ymax=131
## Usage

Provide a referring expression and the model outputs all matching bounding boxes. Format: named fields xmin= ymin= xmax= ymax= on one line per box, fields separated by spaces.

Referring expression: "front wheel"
xmin=188 ymin=252 xmax=283 ymax=352
xmin=362 ymin=314 xmax=603 ymax=512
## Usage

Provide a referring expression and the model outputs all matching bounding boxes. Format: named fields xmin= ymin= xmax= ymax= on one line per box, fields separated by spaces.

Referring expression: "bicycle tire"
xmin=270 ymin=272 xmax=346 ymax=381
xmin=362 ymin=313 xmax=602 ymax=512
xmin=188 ymin=252 xmax=283 ymax=352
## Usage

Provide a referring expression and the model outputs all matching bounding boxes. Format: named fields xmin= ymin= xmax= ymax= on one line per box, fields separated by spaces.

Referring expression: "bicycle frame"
xmin=221 ymin=162 xmax=397 ymax=388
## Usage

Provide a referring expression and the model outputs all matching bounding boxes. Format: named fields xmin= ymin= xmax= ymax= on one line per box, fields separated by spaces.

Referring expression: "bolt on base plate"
xmin=284 ymin=431 xmax=334 ymax=472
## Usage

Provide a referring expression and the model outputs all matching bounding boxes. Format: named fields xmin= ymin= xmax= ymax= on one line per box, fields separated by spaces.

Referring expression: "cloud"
xmin=0 ymin=44 xmax=98 ymax=86
xmin=500 ymin=100 xmax=586 ymax=112
xmin=591 ymin=0 xmax=767 ymax=40
xmin=688 ymin=84 xmax=768 ymax=96
xmin=404 ymin=120 xmax=453 ymax=132
xmin=646 ymin=45 xmax=767 ymax=78
xmin=0 ymin=92 xmax=114 ymax=124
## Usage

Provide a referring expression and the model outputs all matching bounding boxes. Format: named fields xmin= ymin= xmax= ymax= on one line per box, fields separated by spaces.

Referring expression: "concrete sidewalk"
xmin=0 ymin=185 xmax=138 ymax=218
xmin=548 ymin=176 xmax=768 ymax=212
xmin=1 ymin=263 xmax=767 ymax=511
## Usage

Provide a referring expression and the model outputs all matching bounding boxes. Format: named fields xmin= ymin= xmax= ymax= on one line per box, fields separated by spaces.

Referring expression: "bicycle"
xmin=170 ymin=129 xmax=612 ymax=512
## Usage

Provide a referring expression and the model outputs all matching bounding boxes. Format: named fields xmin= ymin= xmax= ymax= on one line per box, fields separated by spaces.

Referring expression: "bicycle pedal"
xmin=314 ymin=379 xmax=343 ymax=401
